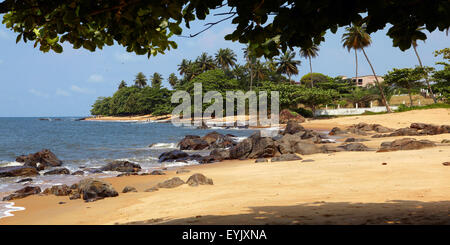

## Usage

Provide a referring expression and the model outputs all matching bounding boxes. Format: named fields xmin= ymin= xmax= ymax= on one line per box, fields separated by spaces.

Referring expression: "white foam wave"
xmin=160 ymin=160 xmax=199 ymax=168
xmin=0 ymin=202 xmax=25 ymax=219
xmin=0 ymin=161 xmax=24 ymax=167
xmin=149 ymin=143 xmax=178 ymax=149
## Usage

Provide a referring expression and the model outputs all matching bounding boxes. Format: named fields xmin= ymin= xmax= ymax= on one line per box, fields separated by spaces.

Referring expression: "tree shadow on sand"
xmin=124 ymin=200 xmax=450 ymax=225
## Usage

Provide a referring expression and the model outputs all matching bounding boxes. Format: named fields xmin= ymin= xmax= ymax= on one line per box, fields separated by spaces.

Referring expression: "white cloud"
xmin=28 ymin=89 xmax=49 ymax=98
xmin=56 ymin=89 xmax=70 ymax=96
xmin=88 ymin=74 xmax=104 ymax=83
xmin=70 ymin=85 xmax=95 ymax=94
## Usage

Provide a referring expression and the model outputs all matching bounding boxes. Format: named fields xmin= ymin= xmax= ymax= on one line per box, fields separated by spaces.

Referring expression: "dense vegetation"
xmin=90 ymin=47 xmax=450 ymax=117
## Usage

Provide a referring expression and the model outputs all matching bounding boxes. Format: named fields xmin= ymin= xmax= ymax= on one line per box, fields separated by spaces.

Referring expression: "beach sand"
xmin=1 ymin=109 xmax=449 ymax=225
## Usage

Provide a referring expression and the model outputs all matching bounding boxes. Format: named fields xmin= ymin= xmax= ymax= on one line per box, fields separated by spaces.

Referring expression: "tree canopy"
xmin=1 ymin=0 xmax=448 ymax=58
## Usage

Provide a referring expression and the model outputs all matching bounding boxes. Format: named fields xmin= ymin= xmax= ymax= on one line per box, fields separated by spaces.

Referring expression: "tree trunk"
xmin=408 ymin=86 xmax=413 ymax=107
xmin=309 ymin=56 xmax=313 ymax=88
xmin=413 ymin=44 xmax=437 ymax=103
xmin=355 ymin=49 xmax=358 ymax=86
xmin=361 ymin=48 xmax=392 ymax=113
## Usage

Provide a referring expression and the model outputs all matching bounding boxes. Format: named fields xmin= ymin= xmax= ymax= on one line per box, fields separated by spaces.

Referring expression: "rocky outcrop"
xmin=43 ymin=184 xmax=72 ymax=196
xmin=156 ymin=177 xmax=185 ymax=188
xmin=122 ymin=186 xmax=137 ymax=193
xmin=78 ymin=178 xmax=118 ymax=202
xmin=178 ymin=135 xmax=209 ymax=150
xmin=377 ymin=138 xmax=436 ymax=152
xmin=279 ymin=109 xmax=305 ymax=124
xmin=2 ymin=186 xmax=42 ymax=201
xmin=329 ymin=127 xmax=347 ymax=135
xmin=16 ymin=149 xmax=62 ymax=170
xmin=271 ymin=154 xmax=302 ymax=162
xmin=208 ymin=149 xmax=230 ymax=161
xmin=71 ymin=170 xmax=85 ymax=176
xmin=292 ymin=140 xmax=324 ymax=155
xmin=283 ymin=120 xmax=306 ymax=135
xmin=43 ymin=168 xmax=71 ymax=175
xmin=344 ymin=137 xmax=369 ymax=142
xmin=158 ymin=150 xmax=204 ymax=163
xmin=373 ymin=123 xmax=450 ymax=138
xmin=100 ymin=161 xmax=141 ymax=173
xmin=347 ymin=123 xmax=393 ymax=135
xmin=255 ymin=158 xmax=268 ymax=163
xmin=337 ymin=143 xmax=369 ymax=151
xmin=0 ymin=166 xmax=39 ymax=178
xmin=186 ymin=173 xmax=213 ymax=187
xmin=229 ymin=138 xmax=253 ymax=160
xmin=247 ymin=133 xmax=280 ymax=159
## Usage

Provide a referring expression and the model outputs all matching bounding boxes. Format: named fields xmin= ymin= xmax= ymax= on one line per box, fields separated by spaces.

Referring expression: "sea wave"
xmin=149 ymin=142 xmax=178 ymax=149
xmin=0 ymin=202 xmax=25 ymax=219
xmin=0 ymin=161 xmax=23 ymax=167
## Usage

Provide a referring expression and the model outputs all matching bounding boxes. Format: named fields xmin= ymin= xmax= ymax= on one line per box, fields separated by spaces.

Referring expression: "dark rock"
xmin=150 ymin=170 xmax=166 ymax=175
xmin=279 ymin=109 xmax=306 ymax=124
xmin=271 ymin=154 xmax=302 ymax=162
xmin=17 ymin=178 xmax=33 ymax=183
xmin=176 ymin=169 xmax=191 ymax=174
xmin=302 ymin=159 xmax=315 ymax=162
xmin=202 ymin=131 xmax=224 ymax=145
xmin=101 ymin=161 xmax=141 ymax=173
xmin=71 ymin=170 xmax=85 ymax=176
xmin=178 ymin=135 xmax=209 ymax=150
xmin=229 ymin=138 xmax=253 ymax=159
xmin=377 ymin=138 xmax=436 ymax=152
xmin=156 ymin=177 xmax=185 ymax=188
xmin=43 ymin=184 xmax=71 ymax=196
xmin=382 ymin=162 xmax=387 ymax=165
xmin=329 ymin=127 xmax=347 ymax=135
xmin=255 ymin=158 xmax=268 ymax=163
xmin=58 ymin=202 xmax=66 ymax=205
xmin=69 ymin=191 xmax=81 ymax=200
xmin=16 ymin=149 xmax=62 ymax=170
xmin=320 ymin=145 xmax=345 ymax=153
xmin=344 ymin=137 xmax=369 ymax=142
xmin=186 ymin=173 xmax=213 ymax=187
xmin=200 ymin=155 xmax=220 ymax=164
xmin=0 ymin=166 xmax=39 ymax=178
xmin=441 ymin=139 xmax=450 ymax=144
xmin=78 ymin=178 xmax=118 ymax=202
xmin=209 ymin=149 xmax=230 ymax=161
xmin=158 ymin=150 xmax=189 ymax=162
xmin=247 ymin=133 xmax=280 ymax=159
xmin=337 ymin=143 xmax=369 ymax=151
xmin=2 ymin=186 xmax=41 ymax=201
xmin=283 ymin=120 xmax=305 ymax=135
xmin=70 ymin=183 xmax=79 ymax=190
xmin=442 ymin=162 xmax=450 ymax=166
xmin=122 ymin=186 xmax=137 ymax=193
xmin=43 ymin=168 xmax=71 ymax=175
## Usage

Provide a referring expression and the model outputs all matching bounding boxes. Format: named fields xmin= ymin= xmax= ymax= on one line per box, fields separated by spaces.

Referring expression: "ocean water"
xmin=0 ymin=117 xmax=256 ymax=217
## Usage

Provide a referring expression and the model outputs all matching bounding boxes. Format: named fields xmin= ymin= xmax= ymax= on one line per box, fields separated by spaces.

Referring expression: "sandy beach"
xmin=1 ymin=109 xmax=449 ymax=225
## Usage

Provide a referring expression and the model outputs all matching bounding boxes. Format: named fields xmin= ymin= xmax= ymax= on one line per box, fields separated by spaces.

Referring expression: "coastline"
xmin=1 ymin=108 xmax=449 ymax=225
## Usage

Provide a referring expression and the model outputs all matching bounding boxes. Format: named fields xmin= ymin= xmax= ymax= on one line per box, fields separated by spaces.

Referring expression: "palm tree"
xmin=185 ymin=61 xmax=201 ymax=81
xmin=215 ymin=48 xmax=237 ymax=70
xmin=253 ymin=59 xmax=267 ymax=85
xmin=299 ymin=44 xmax=319 ymax=87
xmin=134 ymin=72 xmax=147 ymax=88
xmin=118 ymin=80 xmax=127 ymax=90
xmin=168 ymin=73 xmax=178 ymax=88
xmin=150 ymin=72 xmax=163 ymax=89
xmin=411 ymin=27 xmax=437 ymax=103
xmin=243 ymin=45 xmax=257 ymax=90
xmin=342 ymin=23 xmax=392 ymax=113
xmin=196 ymin=52 xmax=216 ymax=72
xmin=276 ymin=50 xmax=300 ymax=83
xmin=178 ymin=59 xmax=190 ymax=76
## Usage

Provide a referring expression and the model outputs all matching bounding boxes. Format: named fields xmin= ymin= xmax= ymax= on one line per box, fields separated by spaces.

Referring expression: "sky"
xmin=0 ymin=11 xmax=448 ymax=117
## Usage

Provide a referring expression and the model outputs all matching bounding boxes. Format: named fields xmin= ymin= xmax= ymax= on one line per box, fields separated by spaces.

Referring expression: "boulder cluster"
xmin=373 ymin=123 xmax=450 ymax=138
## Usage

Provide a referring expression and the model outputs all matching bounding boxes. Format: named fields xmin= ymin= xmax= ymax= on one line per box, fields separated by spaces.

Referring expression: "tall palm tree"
xmin=342 ymin=23 xmax=392 ymax=113
xmin=185 ymin=61 xmax=201 ymax=81
xmin=276 ymin=50 xmax=300 ymax=83
xmin=118 ymin=80 xmax=127 ymax=90
xmin=411 ymin=27 xmax=437 ymax=103
xmin=215 ymin=48 xmax=237 ymax=70
xmin=168 ymin=73 xmax=178 ymax=88
xmin=150 ymin=72 xmax=163 ymax=89
xmin=178 ymin=59 xmax=190 ymax=75
xmin=196 ymin=52 xmax=216 ymax=72
xmin=134 ymin=72 xmax=147 ymax=88
xmin=299 ymin=44 xmax=319 ymax=87
xmin=253 ymin=59 xmax=267 ymax=85
xmin=243 ymin=45 xmax=257 ymax=90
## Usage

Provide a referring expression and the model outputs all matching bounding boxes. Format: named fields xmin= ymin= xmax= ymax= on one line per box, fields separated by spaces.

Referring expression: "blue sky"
xmin=0 ymin=12 xmax=448 ymax=117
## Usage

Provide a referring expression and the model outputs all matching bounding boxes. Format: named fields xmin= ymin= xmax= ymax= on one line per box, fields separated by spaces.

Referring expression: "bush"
xmin=293 ymin=107 xmax=313 ymax=118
